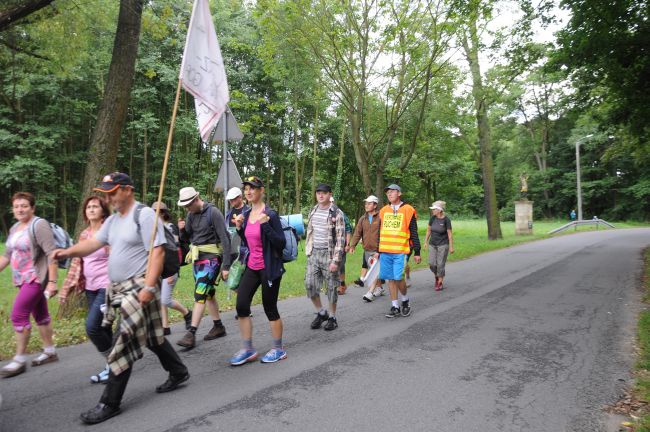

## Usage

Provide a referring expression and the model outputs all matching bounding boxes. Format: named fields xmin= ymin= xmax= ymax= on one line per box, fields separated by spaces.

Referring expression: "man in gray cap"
xmin=176 ymin=186 xmax=231 ymax=349
xmin=377 ymin=184 xmax=421 ymax=318
xmin=52 ymin=172 xmax=189 ymax=424
xmin=304 ymin=183 xmax=346 ymax=330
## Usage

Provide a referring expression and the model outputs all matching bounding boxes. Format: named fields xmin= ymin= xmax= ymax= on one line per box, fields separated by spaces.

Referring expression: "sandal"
xmin=31 ymin=352 xmax=59 ymax=366
xmin=90 ymin=365 xmax=110 ymax=384
xmin=1 ymin=360 xmax=26 ymax=378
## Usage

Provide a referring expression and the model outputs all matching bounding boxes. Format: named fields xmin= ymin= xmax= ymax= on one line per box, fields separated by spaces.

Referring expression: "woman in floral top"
xmin=0 ymin=192 xmax=59 ymax=378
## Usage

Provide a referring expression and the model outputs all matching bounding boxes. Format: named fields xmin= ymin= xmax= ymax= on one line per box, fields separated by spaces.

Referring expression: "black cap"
xmin=94 ymin=172 xmax=133 ymax=193
xmin=242 ymin=176 xmax=264 ymax=188
xmin=315 ymin=183 xmax=332 ymax=193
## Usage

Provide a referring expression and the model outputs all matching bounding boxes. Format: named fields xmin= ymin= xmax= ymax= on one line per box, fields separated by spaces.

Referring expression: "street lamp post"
xmin=575 ymin=134 xmax=593 ymax=221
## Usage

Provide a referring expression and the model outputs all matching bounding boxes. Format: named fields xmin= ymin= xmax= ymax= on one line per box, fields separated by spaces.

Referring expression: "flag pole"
xmin=145 ymin=78 xmax=183 ymax=278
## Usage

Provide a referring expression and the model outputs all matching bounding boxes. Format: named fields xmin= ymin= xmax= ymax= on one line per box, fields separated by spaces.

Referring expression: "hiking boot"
xmin=155 ymin=372 xmax=189 ymax=393
xmin=353 ymin=279 xmax=364 ymax=287
xmin=204 ymin=323 xmax=226 ymax=340
xmin=229 ymin=349 xmax=258 ymax=366
xmin=362 ymin=292 xmax=374 ymax=302
xmin=310 ymin=312 xmax=329 ymax=329
xmin=261 ymin=348 xmax=287 ymax=363
xmin=373 ymin=286 xmax=386 ymax=297
xmin=385 ymin=306 xmax=401 ymax=318
xmin=401 ymin=300 xmax=411 ymax=317
xmin=183 ymin=311 xmax=193 ymax=330
xmin=80 ymin=403 xmax=121 ymax=424
xmin=176 ymin=331 xmax=196 ymax=349
xmin=323 ymin=317 xmax=338 ymax=331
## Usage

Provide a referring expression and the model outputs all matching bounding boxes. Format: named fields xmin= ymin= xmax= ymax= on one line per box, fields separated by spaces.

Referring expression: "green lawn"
xmin=0 ymin=219 xmax=646 ymax=360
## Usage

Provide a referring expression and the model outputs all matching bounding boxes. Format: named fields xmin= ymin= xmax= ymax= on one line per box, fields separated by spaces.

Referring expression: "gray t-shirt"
xmin=96 ymin=202 xmax=166 ymax=282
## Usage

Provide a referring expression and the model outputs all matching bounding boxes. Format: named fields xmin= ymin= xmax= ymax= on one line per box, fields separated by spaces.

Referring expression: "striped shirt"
xmin=311 ymin=206 xmax=330 ymax=249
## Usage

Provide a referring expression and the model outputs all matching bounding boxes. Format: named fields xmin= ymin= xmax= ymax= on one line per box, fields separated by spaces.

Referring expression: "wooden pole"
xmin=145 ymin=78 xmax=183 ymax=276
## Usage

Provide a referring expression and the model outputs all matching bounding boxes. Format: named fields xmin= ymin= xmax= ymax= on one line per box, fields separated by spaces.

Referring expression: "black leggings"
xmin=236 ymin=267 xmax=282 ymax=321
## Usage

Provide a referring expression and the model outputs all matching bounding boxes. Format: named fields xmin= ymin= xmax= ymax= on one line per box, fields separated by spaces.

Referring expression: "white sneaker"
xmin=373 ymin=287 xmax=386 ymax=297
xmin=362 ymin=292 xmax=374 ymax=302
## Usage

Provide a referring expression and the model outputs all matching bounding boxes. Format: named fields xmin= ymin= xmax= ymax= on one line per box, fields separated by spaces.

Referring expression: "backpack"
xmin=279 ymin=216 xmax=299 ymax=263
xmin=31 ymin=217 xmax=73 ymax=269
xmin=134 ymin=204 xmax=181 ymax=279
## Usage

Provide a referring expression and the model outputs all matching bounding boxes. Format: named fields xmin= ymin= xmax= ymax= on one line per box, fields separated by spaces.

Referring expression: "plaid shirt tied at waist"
xmin=103 ymin=275 xmax=164 ymax=376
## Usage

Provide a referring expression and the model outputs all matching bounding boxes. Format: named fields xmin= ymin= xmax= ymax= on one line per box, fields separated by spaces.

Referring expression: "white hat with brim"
xmin=226 ymin=187 xmax=242 ymax=201
xmin=363 ymin=195 xmax=379 ymax=204
xmin=178 ymin=186 xmax=200 ymax=206
xmin=429 ymin=202 xmax=444 ymax=211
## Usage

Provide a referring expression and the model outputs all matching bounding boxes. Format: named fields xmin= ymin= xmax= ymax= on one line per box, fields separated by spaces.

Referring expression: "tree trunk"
xmin=74 ymin=0 xmax=144 ymax=237
xmin=279 ymin=165 xmax=284 ymax=215
xmin=311 ymin=108 xmax=318 ymax=198
xmin=142 ymin=125 xmax=148 ymax=202
xmin=334 ymin=123 xmax=345 ymax=199
xmin=462 ymin=16 xmax=502 ymax=240
xmin=292 ymin=123 xmax=304 ymax=214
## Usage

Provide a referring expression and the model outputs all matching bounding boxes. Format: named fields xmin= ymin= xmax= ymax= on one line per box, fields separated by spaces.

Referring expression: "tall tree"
xmin=554 ymin=0 xmax=650 ymax=140
xmin=258 ymin=0 xmax=452 ymax=197
xmin=74 ymin=0 xmax=144 ymax=236
xmin=458 ymin=0 xmax=502 ymax=239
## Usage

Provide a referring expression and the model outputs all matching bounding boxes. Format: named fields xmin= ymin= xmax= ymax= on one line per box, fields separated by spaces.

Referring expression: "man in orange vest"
xmin=377 ymin=184 xmax=421 ymax=317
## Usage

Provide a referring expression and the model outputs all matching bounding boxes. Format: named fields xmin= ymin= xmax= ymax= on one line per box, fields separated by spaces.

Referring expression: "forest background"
xmin=1 ymin=0 xmax=649 ymax=239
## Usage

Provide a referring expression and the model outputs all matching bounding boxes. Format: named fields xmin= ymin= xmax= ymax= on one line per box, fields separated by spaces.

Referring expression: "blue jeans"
xmin=85 ymin=289 xmax=113 ymax=353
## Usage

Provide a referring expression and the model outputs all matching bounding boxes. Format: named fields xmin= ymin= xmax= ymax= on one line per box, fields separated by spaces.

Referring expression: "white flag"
xmin=180 ymin=0 xmax=230 ymax=142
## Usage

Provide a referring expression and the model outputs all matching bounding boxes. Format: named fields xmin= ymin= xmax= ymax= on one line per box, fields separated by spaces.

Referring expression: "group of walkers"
xmin=0 ymin=172 xmax=454 ymax=425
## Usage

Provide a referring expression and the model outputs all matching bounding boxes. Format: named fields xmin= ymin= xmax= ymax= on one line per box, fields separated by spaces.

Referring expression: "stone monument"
xmin=515 ymin=173 xmax=533 ymax=235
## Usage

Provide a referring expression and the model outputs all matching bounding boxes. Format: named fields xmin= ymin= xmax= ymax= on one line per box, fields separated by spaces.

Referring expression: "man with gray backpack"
xmin=52 ymin=172 xmax=189 ymax=424
xmin=176 ymin=186 xmax=231 ymax=349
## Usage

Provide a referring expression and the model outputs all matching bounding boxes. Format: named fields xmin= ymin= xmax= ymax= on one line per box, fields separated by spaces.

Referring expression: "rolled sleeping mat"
xmin=361 ymin=256 xmax=380 ymax=287
xmin=280 ymin=214 xmax=305 ymax=237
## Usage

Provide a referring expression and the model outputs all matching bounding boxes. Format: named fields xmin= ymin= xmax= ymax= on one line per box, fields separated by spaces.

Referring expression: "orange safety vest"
xmin=378 ymin=203 xmax=416 ymax=254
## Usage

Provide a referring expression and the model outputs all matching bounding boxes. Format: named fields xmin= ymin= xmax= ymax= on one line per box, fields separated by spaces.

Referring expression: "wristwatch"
xmin=145 ymin=285 xmax=157 ymax=294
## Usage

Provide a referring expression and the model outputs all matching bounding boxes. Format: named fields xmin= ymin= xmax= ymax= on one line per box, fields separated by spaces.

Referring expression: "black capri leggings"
xmin=236 ymin=267 xmax=282 ymax=321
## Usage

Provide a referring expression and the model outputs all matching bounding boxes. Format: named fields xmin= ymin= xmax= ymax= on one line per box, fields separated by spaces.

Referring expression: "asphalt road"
xmin=1 ymin=228 xmax=649 ymax=432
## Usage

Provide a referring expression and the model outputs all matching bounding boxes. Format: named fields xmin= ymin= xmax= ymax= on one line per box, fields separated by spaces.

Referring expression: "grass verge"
xmin=634 ymin=248 xmax=650 ymax=430
xmin=0 ymin=219 xmax=646 ymax=360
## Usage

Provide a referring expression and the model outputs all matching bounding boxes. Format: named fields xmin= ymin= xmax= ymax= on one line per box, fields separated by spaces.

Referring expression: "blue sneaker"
xmin=260 ymin=348 xmax=287 ymax=363
xmin=229 ymin=349 xmax=257 ymax=366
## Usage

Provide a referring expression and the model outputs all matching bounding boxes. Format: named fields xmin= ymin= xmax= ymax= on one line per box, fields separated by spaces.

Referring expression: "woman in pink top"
xmin=0 ymin=192 xmax=59 ymax=378
xmin=229 ymin=176 xmax=287 ymax=366
xmin=61 ymin=196 xmax=112 ymax=383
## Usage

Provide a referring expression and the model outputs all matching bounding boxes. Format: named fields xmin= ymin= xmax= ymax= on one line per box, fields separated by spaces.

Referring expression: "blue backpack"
xmin=280 ymin=218 xmax=299 ymax=262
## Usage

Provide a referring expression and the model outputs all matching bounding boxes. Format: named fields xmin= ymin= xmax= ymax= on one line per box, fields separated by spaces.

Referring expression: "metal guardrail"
xmin=548 ymin=219 xmax=616 ymax=235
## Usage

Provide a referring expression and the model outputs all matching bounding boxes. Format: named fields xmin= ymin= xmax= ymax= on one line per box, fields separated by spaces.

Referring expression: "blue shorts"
xmin=379 ymin=253 xmax=407 ymax=281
